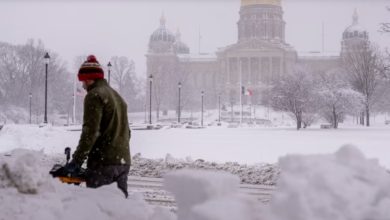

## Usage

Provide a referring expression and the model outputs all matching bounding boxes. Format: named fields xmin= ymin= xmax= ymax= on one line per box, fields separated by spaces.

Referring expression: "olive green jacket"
xmin=73 ymin=79 xmax=131 ymax=167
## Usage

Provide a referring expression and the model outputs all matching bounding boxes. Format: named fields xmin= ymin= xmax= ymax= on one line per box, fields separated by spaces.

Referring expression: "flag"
xmin=241 ymin=86 xmax=253 ymax=96
xmin=245 ymin=89 xmax=253 ymax=96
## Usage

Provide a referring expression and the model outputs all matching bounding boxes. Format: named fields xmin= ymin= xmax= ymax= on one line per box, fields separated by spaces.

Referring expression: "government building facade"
xmin=146 ymin=0 xmax=369 ymax=120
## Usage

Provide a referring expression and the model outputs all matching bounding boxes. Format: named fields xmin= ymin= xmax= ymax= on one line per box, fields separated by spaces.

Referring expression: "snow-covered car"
xmin=385 ymin=120 xmax=390 ymax=125
xmin=227 ymin=122 xmax=239 ymax=128
xmin=170 ymin=122 xmax=183 ymax=128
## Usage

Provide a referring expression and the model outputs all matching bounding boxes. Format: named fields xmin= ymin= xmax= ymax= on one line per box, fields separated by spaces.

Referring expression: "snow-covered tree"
xmin=0 ymin=40 xmax=71 ymax=123
xmin=316 ymin=69 xmax=364 ymax=128
xmin=269 ymin=65 xmax=317 ymax=130
xmin=342 ymin=44 xmax=383 ymax=127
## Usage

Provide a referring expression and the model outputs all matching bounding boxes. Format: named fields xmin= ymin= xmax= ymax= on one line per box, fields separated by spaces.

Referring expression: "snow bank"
xmin=0 ymin=149 xmax=50 ymax=194
xmin=130 ymin=153 xmax=279 ymax=185
xmin=265 ymin=145 xmax=390 ymax=220
xmin=164 ymin=170 xmax=261 ymax=220
xmin=2 ymin=145 xmax=390 ymax=220
xmin=163 ymin=146 xmax=390 ymax=220
xmin=0 ymin=149 xmax=175 ymax=220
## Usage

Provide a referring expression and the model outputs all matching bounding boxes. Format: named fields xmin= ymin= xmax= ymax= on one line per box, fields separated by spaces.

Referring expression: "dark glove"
xmin=64 ymin=160 xmax=81 ymax=174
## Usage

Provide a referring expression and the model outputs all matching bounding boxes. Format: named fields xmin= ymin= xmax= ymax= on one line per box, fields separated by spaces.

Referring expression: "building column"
xmin=248 ymin=57 xmax=252 ymax=85
xmin=280 ymin=57 xmax=283 ymax=78
xmin=269 ymin=57 xmax=273 ymax=83
xmin=257 ymin=57 xmax=261 ymax=85
xmin=227 ymin=57 xmax=231 ymax=85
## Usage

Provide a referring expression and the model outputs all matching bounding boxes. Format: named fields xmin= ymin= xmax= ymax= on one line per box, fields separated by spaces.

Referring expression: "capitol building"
xmin=145 ymin=0 xmax=370 ymax=119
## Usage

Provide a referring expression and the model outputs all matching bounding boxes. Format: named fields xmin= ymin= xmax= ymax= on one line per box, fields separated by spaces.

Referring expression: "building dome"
xmin=241 ymin=0 xmax=281 ymax=7
xmin=238 ymin=0 xmax=285 ymax=42
xmin=149 ymin=15 xmax=176 ymax=53
xmin=150 ymin=15 xmax=176 ymax=43
xmin=343 ymin=9 xmax=368 ymax=40
xmin=173 ymin=30 xmax=190 ymax=54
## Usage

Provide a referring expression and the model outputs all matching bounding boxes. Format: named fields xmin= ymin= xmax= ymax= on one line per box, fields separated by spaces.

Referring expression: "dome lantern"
xmin=342 ymin=9 xmax=368 ymax=40
xmin=241 ymin=0 xmax=281 ymax=7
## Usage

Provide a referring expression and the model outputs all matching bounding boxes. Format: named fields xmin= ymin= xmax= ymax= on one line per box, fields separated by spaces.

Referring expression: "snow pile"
xmin=164 ymin=170 xmax=261 ymax=220
xmin=0 ymin=149 xmax=51 ymax=193
xmin=3 ymin=146 xmax=390 ymax=220
xmin=130 ymin=153 xmax=280 ymax=185
xmin=265 ymin=145 xmax=390 ymax=220
xmin=0 ymin=149 xmax=175 ymax=220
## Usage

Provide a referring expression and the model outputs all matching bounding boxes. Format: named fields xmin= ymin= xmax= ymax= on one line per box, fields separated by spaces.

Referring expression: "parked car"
xmin=385 ymin=120 xmax=390 ymax=125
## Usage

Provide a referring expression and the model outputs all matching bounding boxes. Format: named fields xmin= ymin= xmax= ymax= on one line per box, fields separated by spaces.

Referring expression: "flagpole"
xmin=239 ymin=58 xmax=242 ymax=126
xmin=250 ymin=97 xmax=252 ymax=124
xmin=198 ymin=26 xmax=201 ymax=54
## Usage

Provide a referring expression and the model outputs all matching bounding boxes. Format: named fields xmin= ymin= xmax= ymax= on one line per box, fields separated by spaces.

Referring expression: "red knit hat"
xmin=78 ymin=55 xmax=104 ymax=81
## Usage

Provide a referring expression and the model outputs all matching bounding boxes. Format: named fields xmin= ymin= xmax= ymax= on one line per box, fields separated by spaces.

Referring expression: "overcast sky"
xmin=0 ymin=0 xmax=388 ymax=77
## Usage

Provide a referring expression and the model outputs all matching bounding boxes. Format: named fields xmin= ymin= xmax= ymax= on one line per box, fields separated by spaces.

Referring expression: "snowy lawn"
xmin=0 ymin=124 xmax=390 ymax=168
xmin=132 ymin=125 xmax=390 ymax=168
xmin=1 ymin=124 xmax=390 ymax=219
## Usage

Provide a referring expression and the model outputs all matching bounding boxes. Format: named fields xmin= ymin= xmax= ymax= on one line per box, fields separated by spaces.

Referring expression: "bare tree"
xmin=147 ymin=57 xmax=177 ymax=121
xmin=110 ymin=56 xmax=134 ymax=94
xmin=109 ymin=56 xmax=143 ymax=111
xmin=0 ymin=39 xmax=72 ymax=123
xmin=378 ymin=5 xmax=390 ymax=78
xmin=269 ymin=65 xmax=317 ymax=130
xmin=380 ymin=7 xmax=390 ymax=33
xmin=381 ymin=50 xmax=390 ymax=80
xmin=342 ymin=45 xmax=383 ymax=127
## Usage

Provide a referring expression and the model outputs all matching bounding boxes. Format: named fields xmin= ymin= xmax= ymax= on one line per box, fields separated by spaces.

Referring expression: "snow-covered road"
xmin=127 ymin=176 xmax=275 ymax=208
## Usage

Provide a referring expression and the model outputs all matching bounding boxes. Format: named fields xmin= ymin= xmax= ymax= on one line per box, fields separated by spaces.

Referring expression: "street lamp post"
xmin=43 ymin=52 xmax=50 ymax=124
xmin=149 ymin=74 xmax=153 ymax=125
xmin=218 ymin=94 xmax=221 ymax=123
xmin=29 ymin=93 xmax=32 ymax=124
xmin=201 ymin=90 xmax=204 ymax=127
xmin=107 ymin=62 xmax=112 ymax=85
xmin=178 ymin=82 xmax=182 ymax=123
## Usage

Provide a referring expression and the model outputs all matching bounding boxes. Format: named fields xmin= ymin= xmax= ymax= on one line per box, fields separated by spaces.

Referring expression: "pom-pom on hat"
xmin=78 ymin=55 xmax=104 ymax=81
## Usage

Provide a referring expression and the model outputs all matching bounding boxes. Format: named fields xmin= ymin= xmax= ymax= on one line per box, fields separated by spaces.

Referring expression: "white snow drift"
xmin=264 ymin=145 xmax=390 ymax=220
xmin=0 ymin=149 xmax=175 ymax=220
xmin=2 ymin=145 xmax=390 ymax=220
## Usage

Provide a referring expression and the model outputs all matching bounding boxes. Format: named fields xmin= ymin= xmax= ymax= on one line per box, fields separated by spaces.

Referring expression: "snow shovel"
xmin=49 ymin=147 xmax=86 ymax=185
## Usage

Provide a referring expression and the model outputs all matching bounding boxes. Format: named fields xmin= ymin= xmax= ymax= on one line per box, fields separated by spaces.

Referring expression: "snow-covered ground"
xmin=132 ymin=125 xmax=390 ymax=168
xmin=1 ymin=123 xmax=390 ymax=168
xmin=1 ymin=122 xmax=390 ymax=219
xmin=2 ymin=145 xmax=390 ymax=219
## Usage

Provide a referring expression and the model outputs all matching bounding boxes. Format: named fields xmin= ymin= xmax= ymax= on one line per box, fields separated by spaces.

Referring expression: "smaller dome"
xmin=149 ymin=15 xmax=176 ymax=43
xmin=174 ymin=29 xmax=190 ymax=54
xmin=343 ymin=9 xmax=369 ymax=40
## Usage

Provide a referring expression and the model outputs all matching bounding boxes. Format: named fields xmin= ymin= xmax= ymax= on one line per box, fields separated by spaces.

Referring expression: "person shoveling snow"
xmin=52 ymin=55 xmax=131 ymax=197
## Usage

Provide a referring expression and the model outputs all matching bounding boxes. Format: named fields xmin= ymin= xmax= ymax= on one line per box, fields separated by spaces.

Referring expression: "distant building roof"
xmin=298 ymin=51 xmax=340 ymax=60
xmin=178 ymin=53 xmax=217 ymax=62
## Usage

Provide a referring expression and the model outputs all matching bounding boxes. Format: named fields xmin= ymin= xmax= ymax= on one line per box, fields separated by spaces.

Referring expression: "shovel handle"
xmin=64 ymin=147 xmax=71 ymax=164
